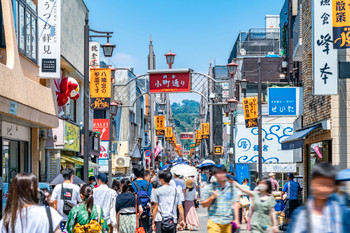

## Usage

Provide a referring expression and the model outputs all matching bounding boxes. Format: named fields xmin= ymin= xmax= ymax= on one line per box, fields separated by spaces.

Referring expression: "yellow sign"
xmin=165 ymin=127 xmax=173 ymax=141
xmin=243 ymin=97 xmax=258 ymax=128
xmin=214 ymin=146 xmax=223 ymax=155
xmin=90 ymin=68 xmax=111 ymax=98
xmin=333 ymin=0 xmax=350 ymax=48
xmin=64 ymin=121 xmax=80 ymax=152
xmin=155 ymin=116 xmax=165 ymax=136
xmin=196 ymin=130 xmax=202 ymax=140
xmin=201 ymin=123 xmax=209 ymax=139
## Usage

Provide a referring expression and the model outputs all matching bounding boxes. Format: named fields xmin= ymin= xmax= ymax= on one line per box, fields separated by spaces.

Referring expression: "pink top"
xmin=270 ymin=178 xmax=279 ymax=191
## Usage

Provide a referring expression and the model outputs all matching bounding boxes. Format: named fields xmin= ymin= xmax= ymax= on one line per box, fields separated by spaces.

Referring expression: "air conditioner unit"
xmin=116 ymin=156 xmax=131 ymax=168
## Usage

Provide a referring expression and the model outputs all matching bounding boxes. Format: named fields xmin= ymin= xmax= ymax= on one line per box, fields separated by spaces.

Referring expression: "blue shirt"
xmin=283 ymin=180 xmax=301 ymax=200
xmin=131 ymin=180 xmax=153 ymax=196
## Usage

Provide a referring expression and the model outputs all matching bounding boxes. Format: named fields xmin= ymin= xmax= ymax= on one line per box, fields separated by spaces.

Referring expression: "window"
xmin=14 ymin=0 xmax=37 ymax=63
xmin=0 ymin=2 xmax=5 ymax=48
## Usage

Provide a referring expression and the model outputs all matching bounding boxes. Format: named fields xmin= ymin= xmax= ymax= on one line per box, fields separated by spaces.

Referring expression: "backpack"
xmin=132 ymin=181 xmax=151 ymax=218
xmin=73 ymin=205 xmax=103 ymax=233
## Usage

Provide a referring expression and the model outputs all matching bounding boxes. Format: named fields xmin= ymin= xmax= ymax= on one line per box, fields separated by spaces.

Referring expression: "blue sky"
xmin=84 ymin=0 xmax=284 ymax=102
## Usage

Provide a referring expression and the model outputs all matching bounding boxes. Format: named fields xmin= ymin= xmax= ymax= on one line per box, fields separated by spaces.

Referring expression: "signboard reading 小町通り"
xmin=64 ymin=122 xmax=80 ymax=152
xmin=38 ymin=0 xmax=61 ymax=78
xmin=243 ymin=97 xmax=258 ymax=128
xmin=149 ymin=70 xmax=191 ymax=93
xmin=313 ymin=0 xmax=338 ymax=95
xmin=268 ymin=87 xmax=303 ymax=116
xmin=235 ymin=123 xmax=294 ymax=163
xmin=333 ymin=0 xmax=350 ymax=49
xmin=90 ymin=68 xmax=111 ymax=109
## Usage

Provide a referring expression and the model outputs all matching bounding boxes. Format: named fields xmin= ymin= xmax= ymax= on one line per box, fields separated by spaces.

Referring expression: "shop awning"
xmin=61 ymin=155 xmax=99 ymax=168
xmin=281 ymin=124 xmax=321 ymax=150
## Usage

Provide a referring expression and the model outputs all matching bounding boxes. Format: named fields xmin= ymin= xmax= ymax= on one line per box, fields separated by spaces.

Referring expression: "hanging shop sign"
xmin=165 ymin=127 xmax=173 ymax=141
xmin=313 ymin=0 xmax=338 ymax=95
xmin=181 ymin=132 xmax=194 ymax=140
xmin=333 ymin=0 xmax=350 ymax=49
xmin=38 ymin=0 xmax=61 ymax=78
xmin=64 ymin=121 xmax=80 ymax=152
xmin=99 ymin=141 xmax=109 ymax=172
xmin=213 ymin=146 xmax=223 ymax=155
xmin=149 ymin=70 xmax=191 ymax=93
xmin=90 ymin=68 xmax=111 ymax=108
xmin=89 ymin=42 xmax=100 ymax=68
xmin=243 ymin=97 xmax=258 ymax=128
xmin=93 ymin=119 xmax=110 ymax=141
xmin=201 ymin=123 xmax=210 ymax=139
xmin=268 ymin=87 xmax=303 ymax=116
xmin=155 ymin=116 xmax=165 ymax=136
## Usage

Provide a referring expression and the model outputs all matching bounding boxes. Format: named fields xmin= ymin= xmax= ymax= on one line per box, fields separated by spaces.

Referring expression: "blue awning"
xmin=281 ymin=125 xmax=321 ymax=150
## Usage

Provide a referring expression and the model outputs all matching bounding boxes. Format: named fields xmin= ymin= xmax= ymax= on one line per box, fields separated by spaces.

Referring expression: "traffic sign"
xmin=145 ymin=150 xmax=151 ymax=158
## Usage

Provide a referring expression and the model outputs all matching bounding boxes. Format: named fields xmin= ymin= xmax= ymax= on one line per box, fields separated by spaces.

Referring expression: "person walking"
xmin=235 ymin=178 xmax=278 ymax=233
xmin=151 ymin=170 xmax=185 ymax=233
xmin=115 ymin=181 xmax=143 ymax=233
xmin=0 ymin=173 xmax=63 ymax=233
xmin=288 ymin=163 xmax=349 ymax=233
xmin=184 ymin=179 xmax=200 ymax=231
xmin=173 ymin=173 xmax=186 ymax=195
xmin=93 ymin=173 xmax=117 ymax=232
xmin=240 ymin=178 xmax=250 ymax=223
xmin=51 ymin=168 xmax=82 ymax=224
xmin=268 ymin=173 xmax=279 ymax=191
xmin=201 ymin=165 xmax=240 ymax=233
xmin=66 ymin=184 xmax=109 ymax=233
xmin=282 ymin=173 xmax=301 ymax=221
xmin=89 ymin=176 xmax=98 ymax=189
xmin=131 ymin=165 xmax=153 ymax=233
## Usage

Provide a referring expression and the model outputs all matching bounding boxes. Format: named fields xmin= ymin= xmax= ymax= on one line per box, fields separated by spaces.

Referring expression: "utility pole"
xmin=148 ymin=36 xmax=156 ymax=168
xmin=258 ymin=57 xmax=263 ymax=179
xmin=208 ymin=61 xmax=214 ymax=160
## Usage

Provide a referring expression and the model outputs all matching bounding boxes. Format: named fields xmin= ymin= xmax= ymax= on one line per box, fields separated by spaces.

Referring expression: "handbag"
xmin=159 ymin=189 xmax=177 ymax=231
xmin=194 ymin=199 xmax=199 ymax=208
xmin=240 ymin=196 xmax=250 ymax=208
xmin=135 ymin=194 xmax=146 ymax=233
xmin=61 ymin=183 xmax=74 ymax=215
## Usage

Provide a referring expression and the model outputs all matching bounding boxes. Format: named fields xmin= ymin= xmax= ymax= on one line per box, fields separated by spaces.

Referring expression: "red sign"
xmin=93 ymin=119 xmax=110 ymax=141
xmin=181 ymin=133 xmax=194 ymax=140
xmin=149 ymin=71 xmax=191 ymax=93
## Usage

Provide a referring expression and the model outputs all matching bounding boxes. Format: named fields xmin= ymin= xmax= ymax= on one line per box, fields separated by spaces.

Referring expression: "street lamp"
xmin=240 ymin=79 xmax=249 ymax=98
xmin=227 ymin=98 xmax=239 ymax=113
xmin=227 ymin=60 xmax=239 ymax=77
xmin=83 ymin=13 xmax=115 ymax=183
xmin=165 ymin=50 xmax=176 ymax=69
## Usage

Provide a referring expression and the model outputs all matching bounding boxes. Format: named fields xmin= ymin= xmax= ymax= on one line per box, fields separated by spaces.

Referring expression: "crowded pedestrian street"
xmin=0 ymin=0 xmax=350 ymax=232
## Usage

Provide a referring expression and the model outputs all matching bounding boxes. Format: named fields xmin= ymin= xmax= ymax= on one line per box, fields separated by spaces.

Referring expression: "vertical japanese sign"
xmin=195 ymin=130 xmax=202 ymax=146
xmin=243 ymin=97 xmax=258 ymax=128
xmin=201 ymin=123 xmax=210 ymax=139
xmin=89 ymin=42 xmax=100 ymax=68
xmin=149 ymin=71 xmax=191 ymax=93
xmin=165 ymin=127 xmax=173 ymax=141
xmin=333 ymin=0 xmax=350 ymax=48
xmin=90 ymin=68 xmax=111 ymax=109
xmin=313 ymin=0 xmax=338 ymax=95
xmin=38 ymin=0 xmax=61 ymax=78
xmin=155 ymin=116 xmax=165 ymax=136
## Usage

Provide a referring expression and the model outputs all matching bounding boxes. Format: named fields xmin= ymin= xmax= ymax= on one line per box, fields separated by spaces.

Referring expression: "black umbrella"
xmin=47 ymin=174 xmax=85 ymax=185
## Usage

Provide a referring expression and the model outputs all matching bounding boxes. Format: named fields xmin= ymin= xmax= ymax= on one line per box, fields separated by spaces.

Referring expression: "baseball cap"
xmin=97 ymin=173 xmax=108 ymax=183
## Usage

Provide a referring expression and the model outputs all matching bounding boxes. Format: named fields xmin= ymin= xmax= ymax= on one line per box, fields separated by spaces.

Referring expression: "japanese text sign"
xmin=64 ymin=121 xmax=80 ymax=152
xmin=90 ymin=98 xmax=110 ymax=110
xmin=93 ymin=119 xmax=110 ymax=141
xmin=243 ymin=97 xmax=258 ymax=128
xmin=149 ymin=71 xmax=191 ymax=93
xmin=90 ymin=68 xmax=111 ymax=98
xmin=313 ymin=0 xmax=338 ymax=95
xmin=89 ymin=42 xmax=100 ymax=68
xmin=333 ymin=0 xmax=350 ymax=48
xmin=268 ymin=88 xmax=303 ymax=116
xmin=201 ymin=123 xmax=210 ymax=139
xmin=99 ymin=141 xmax=109 ymax=172
xmin=181 ymin=133 xmax=194 ymax=140
xmin=155 ymin=116 xmax=165 ymax=136
xmin=165 ymin=127 xmax=173 ymax=141
xmin=38 ymin=0 xmax=61 ymax=78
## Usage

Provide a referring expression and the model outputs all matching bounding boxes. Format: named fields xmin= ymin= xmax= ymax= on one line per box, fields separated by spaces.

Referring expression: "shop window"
xmin=13 ymin=0 xmax=37 ymax=63
xmin=309 ymin=140 xmax=332 ymax=172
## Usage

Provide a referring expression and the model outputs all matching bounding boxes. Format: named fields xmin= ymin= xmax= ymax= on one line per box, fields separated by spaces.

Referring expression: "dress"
xmin=184 ymin=189 xmax=200 ymax=227
xmin=66 ymin=203 xmax=109 ymax=233
xmin=250 ymin=192 xmax=276 ymax=233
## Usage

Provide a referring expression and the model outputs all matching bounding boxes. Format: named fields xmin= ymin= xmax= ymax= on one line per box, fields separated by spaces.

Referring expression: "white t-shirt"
xmin=311 ymin=213 xmax=323 ymax=233
xmin=93 ymin=184 xmax=117 ymax=224
xmin=0 ymin=205 xmax=62 ymax=233
xmin=151 ymin=185 xmax=182 ymax=223
xmin=185 ymin=188 xmax=196 ymax=201
xmin=51 ymin=182 xmax=82 ymax=221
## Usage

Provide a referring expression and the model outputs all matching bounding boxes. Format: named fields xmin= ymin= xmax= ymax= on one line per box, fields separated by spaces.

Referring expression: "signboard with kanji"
xmin=313 ymin=0 xmax=338 ymax=95
xmin=165 ymin=127 xmax=173 ymax=141
xmin=90 ymin=98 xmax=110 ymax=109
xmin=243 ymin=97 xmax=258 ymax=128
xmin=38 ymin=0 xmax=61 ymax=78
xmin=333 ymin=0 xmax=350 ymax=49
xmin=89 ymin=42 xmax=100 ymax=68
xmin=90 ymin=69 xmax=111 ymax=98
xmin=268 ymin=88 xmax=303 ymax=116
xmin=155 ymin=116 xmax=165 ymax=136
xmin=201 ymin=123 xmax=210 ymax=139
xmin=64 ymin=121 xmax=80 ymax=152
xmin=214 ymin=146 xmax=223 ymax=155
xmin=149 ymin=71 xmax=191 ymax=93
xmin=93 ymin=119 xmax=110 ymax=141
xmin=181 ymin=133 xmax=194 ymax=140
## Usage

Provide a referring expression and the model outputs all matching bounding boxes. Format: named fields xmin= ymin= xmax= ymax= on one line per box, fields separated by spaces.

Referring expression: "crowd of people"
xmin=0 ymin=162 xmax=349 ymax=233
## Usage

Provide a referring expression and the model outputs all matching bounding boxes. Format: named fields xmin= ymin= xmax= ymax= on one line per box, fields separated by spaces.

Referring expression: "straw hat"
xmin=185 ymin=179 xmax=193 ymax=189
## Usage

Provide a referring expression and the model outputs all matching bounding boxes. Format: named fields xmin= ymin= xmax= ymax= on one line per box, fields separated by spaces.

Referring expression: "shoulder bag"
xmin=45 ymin=206 xmax=53 ymax=233
xmin=135 ymin=194 xmax=146 ymax=233
xmin=61 ymin=183 xmax=74 ymax=215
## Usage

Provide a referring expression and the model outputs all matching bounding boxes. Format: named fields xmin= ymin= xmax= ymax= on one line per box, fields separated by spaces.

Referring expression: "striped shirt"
xmin=202 ymin=182 xmax=239 ymax=225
